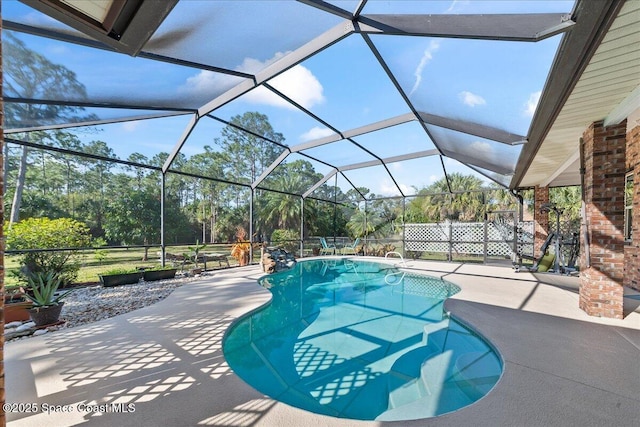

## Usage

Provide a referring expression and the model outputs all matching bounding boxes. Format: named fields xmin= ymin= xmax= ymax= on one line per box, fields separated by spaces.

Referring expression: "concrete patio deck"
xmin=5 ymin=259 xmax=640 ymax=427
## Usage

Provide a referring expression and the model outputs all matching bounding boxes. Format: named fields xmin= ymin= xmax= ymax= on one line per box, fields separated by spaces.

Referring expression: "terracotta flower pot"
xmin=5 ymin=301 xmax=34 ymax=324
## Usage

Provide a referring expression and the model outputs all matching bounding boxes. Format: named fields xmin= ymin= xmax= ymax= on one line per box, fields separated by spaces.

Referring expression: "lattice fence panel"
xmin=404 ymin=221 xmax=531 ymax=258
xmin=452 ymin=242 xmax=484 ymax=256
xmin=405 ymin=223 xmax=450 ymax=252
xmin=517 ymin=221 xmax=534 ymax=258
xmin=451 ymin=223 xmax=483 ymax=242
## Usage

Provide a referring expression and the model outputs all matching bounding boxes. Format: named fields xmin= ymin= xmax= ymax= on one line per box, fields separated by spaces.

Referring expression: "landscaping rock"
xmin=4 ymin=321 xmax=23 ymax=329
xmin=4 ymin=273 xmax=204 ymax=343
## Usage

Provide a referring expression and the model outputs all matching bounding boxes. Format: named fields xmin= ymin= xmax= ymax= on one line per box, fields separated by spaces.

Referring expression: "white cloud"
xmin=409 ymin=40 xmax=440 ymax=97
xmin=525 ymin=91 xmax=541 ymax=117
xmin=468 ymin=141 xmax=493 ymax=156
xmin=446 ymin=0 xmax=470 ymax=13
xmin=249 ymin=65 xmax=325 ymax=110
xmin=429 ymin=175 xmax=440 ymax=183
xmin=121 ymin=121 xmax=140 ymax=132
xmin=300 ymin=126 xmax=335 ymax=142
xmin=390 ymin=162 xmax=403 ymax=171
xmin=379 ymin=180 xmax=411 ymax=196
xmin=180 ymin=51 xmax=325 ymax=110
xmin=459 ymin=91 xmax=486 ymax=107
xmin=180 ymin=70 xmax=237 ymax=96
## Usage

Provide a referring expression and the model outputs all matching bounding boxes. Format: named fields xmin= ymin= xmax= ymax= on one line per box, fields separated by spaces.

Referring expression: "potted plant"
xmin=184 ymin=239 xmax=207 ymax=275
xmin=98 ymin=268 xmax=142 ymax=287
xmin=26 ymin=272 xmax=75 ymax=327
xmin=231 ymin=227 xmax=253 ymax=267
xmin=142 ymin=266 xmax=178 ymax=282
xmin=4 ymin=286 xmax=33 ymax=324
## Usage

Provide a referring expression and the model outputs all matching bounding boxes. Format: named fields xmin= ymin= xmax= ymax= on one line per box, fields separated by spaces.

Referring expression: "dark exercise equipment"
xmin=514 ymin=203 xmax=579 ymax=275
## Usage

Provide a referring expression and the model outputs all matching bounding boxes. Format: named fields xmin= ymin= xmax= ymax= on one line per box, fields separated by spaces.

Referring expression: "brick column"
xmin=534 ymin=186 xmax=549 ymax=256
xmin=580 ymin=120 xmax=627 ymax=319
xmin=624 ymin=119 xmax=640 ymax=291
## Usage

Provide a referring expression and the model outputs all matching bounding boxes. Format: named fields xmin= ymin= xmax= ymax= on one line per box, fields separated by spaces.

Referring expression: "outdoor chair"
xmin=341 ymin=238 xmax=361 ymax=255
xmin=319 ymin=237 xmax=336 ymax=255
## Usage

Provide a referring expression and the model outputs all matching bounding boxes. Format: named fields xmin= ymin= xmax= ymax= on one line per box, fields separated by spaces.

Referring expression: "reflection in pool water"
xmin=223 ymin=259 xmax=502 ymax=421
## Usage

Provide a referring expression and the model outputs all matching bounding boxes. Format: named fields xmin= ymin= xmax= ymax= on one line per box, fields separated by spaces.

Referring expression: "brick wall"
xmin=533 ymin=186 xmax=549 ymax=257
xmin=579 ymin=120 xmax=627 ymax=319
xmin=624 ymin=122 xmax=640 ymax=291
xmin=0 ymin=4 xmax=5 ymax=423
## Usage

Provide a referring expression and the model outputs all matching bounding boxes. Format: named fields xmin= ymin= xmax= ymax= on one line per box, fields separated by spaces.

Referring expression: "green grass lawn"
xmin=4 ymin=246 xmax=529 ymax=290
xmin=4 ymin=244 xmax=249 ymax=288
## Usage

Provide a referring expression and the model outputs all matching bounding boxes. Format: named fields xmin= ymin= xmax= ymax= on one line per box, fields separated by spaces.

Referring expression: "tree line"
xmin=3 ymin=115 xmax=357 ymax=247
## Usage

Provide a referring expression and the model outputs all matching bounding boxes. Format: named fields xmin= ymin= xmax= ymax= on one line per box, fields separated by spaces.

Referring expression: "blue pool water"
xmin=223 ymin=259 xmax=502 ymax=421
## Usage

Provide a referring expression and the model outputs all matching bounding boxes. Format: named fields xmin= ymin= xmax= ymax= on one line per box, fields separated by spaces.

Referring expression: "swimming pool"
xmin=223 ymin=258 xmax=502 ymax=421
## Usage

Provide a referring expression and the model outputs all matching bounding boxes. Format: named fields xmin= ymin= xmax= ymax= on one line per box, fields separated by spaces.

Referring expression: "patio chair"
xmin=341 ymin=238 xmax=361 ymax=255
xmin=319 ymin=237 xmax=336 ymax=255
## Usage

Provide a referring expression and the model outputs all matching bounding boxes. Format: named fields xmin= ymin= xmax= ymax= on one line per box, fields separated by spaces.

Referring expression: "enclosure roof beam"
xmin=5 ymin=111 xmax=191 ymax=134
xmin=3 ymin=96 xmax=196 ymax=113
xmin=383 ymin=149 xmax=440 ymax=164
xmin=252 ymin=150 xmax=292 ymax=190
xmin=3 ymin=20 xmax=254 ymax=79
xmin=354 ymin=0 xmax=368 ymax=18
xmin=264 ymin=83 xmax=343 ymax=139
xmin=5 ymin=136 xmax=162 ymax=171
xmin=162 ymin=113 xmax=199 ymax=173
xmin=441 ymin=148 xmax=514 ymax=176
xmin=303 ymin=169 xmax=338 ymax=199
xmin=357 ymin=13 xmax=574 ymax=41
xmin=465 ymin=163 xmax=509 ymax=190
xmin=418 ymin=112 xmax=527 ymax=145
xmin=339 ymin=171 xmax=368 ymax=200
xmin=296 ymin=0 xmax=354 ymax=20
xmin=290 ymin=112 xmax=416 ymax=153
xmin=338 ymin=149 xmax=438 ymax=172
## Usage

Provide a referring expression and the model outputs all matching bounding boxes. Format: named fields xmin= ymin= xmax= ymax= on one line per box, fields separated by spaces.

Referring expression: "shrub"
xmin=270 ymin=229 xmax=299 ymax=253
xmin=6 ymin=217 xmax=92 ymax=285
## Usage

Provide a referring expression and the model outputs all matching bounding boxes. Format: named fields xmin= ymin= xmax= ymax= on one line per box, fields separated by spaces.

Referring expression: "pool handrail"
xmin=384 ymin=251 xmax=406 ymax=285
xmin=385 ymin=251 xmax=407 ymax=267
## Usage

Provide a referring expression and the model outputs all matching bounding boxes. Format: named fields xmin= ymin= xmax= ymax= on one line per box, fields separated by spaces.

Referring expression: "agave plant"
xmin=25 ymin=272 xmax=75 ymax=308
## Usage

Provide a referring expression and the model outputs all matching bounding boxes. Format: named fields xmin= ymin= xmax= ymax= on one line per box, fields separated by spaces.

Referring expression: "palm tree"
xmin=414 ymin=173 xmax=485 ymax=222
xmin=550 ymin=185 xmax=582 ymax=232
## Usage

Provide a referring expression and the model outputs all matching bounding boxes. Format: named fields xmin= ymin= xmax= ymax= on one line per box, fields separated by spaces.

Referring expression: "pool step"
xmin=381 ymin=350 xmax=475 ymax=420
xmin=451 ymin=351 xmax=502 ymax=401
xmin=422 ymin=318 xmax=450 ymax=350
xmin=389 ymin=350 xmax=452 ymax=408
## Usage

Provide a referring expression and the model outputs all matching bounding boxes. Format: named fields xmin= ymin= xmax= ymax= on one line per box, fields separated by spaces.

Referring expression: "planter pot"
xmin=5 ymin=301 xmax=34 ymax=324
xmin=143 ymin=268 xmax=177 ymax=281
xmin=29 ymin=302 xmax=64 ymax=327
xmin=99 ymin=272 xmax=142 ymax=287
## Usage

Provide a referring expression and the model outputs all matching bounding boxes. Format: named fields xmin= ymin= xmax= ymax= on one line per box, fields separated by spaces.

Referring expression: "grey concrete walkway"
xmin=5 ymin=259 xmax=640 ymax=427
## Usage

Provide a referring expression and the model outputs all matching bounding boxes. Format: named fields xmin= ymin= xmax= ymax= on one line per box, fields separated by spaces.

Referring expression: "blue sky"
xmin=2 ymin=0 xmax=576 ymax=197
